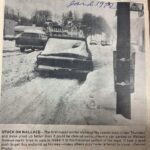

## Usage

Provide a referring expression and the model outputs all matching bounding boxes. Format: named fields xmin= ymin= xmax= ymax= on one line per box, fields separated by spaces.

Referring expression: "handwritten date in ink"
xmin=67 ymin=0 xmax=114 ymax=9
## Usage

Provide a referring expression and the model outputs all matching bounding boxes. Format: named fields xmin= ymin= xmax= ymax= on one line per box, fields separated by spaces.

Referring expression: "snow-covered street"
xmin=0 ymin=40 xmax=146 ymax=125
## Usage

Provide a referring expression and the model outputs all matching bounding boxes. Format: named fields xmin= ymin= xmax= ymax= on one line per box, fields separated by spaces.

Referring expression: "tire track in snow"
xmin=48 ymin=82 xmax=80 ymax=124
xmin=1 ymin=77 xmax=81 ymax=124
xmin=12 ymin=91 xmax=46 ymax=124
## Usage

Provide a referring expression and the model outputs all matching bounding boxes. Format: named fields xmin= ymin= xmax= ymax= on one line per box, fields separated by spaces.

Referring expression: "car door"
xmin=18 ymin=33 xmax=32 ymax=46
xmin=17 ymin=33 xmax=40 ymax=46
xmin=27 ymin=33 xmax=41 ymax=46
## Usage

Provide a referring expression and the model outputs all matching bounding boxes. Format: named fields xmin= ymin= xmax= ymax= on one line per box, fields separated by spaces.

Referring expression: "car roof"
xmin=23 ymin=29 xmax=46 ymax=34
xmin=41 ymin=38 xmax=88 ymax=58
xmin=15 ymin=26 xmax=43 ymax=31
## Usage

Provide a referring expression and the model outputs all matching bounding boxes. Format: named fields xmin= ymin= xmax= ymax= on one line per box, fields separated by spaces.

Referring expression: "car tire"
xmin=20 ymin=48 xmax=25 ymax=52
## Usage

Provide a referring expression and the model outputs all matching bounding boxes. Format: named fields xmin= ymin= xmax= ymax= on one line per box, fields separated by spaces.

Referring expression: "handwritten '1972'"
xmin=66 ymin=0 xmax=114 ymax=8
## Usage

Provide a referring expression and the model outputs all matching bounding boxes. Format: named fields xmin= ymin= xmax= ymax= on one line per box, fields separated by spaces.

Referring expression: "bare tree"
xmin=31 ymin=10 xmax=52 ymax=26
xmin=81 ymin=13 xmax=111 ymax=37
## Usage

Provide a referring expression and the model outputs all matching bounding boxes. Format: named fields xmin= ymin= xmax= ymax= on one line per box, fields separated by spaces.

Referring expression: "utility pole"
xmin=114 ymin=2 xmax=144 ymax=119
xmin=116 ymin=2 xmax=131 ymax=119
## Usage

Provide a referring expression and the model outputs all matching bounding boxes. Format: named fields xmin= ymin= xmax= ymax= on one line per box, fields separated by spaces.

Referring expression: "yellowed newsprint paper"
xmin=0 ymin=0 xmax=150 ymax=149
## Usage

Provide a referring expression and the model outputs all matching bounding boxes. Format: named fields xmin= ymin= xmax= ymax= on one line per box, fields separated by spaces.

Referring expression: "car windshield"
xmin=41 ymin=38 xmax=88 ymax=57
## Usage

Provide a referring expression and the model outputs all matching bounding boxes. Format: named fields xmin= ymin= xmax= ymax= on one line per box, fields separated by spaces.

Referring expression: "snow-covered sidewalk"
xmin=60 ymin=43 xmax=146 ymax=125
xmin=61 ymin=44 xmax=131 ymax=125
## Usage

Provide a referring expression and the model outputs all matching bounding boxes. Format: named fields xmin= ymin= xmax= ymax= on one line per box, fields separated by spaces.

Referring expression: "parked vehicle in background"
xmin=15 ymin=29 xmax=48 ymax=52
xmin=101 ymin=40 xmax=111 ymax=46
xmin=35 ymin=37 xmax=93 ymax=80
xmin=101 ymin=32 xmax=111 ymax=46
xmin=90 ymin=40 xmax=98 ymax=45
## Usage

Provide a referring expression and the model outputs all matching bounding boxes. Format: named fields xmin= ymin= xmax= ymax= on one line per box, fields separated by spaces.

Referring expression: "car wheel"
xmin=20 ymin=48 xmax=25 ymax=52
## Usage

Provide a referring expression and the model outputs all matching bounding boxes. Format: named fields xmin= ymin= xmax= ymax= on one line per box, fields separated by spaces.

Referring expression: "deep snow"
xmin=0 ymin=39 xmax=146 ymax=125
xmin=2 ymin=40 xmax=40 ymax=91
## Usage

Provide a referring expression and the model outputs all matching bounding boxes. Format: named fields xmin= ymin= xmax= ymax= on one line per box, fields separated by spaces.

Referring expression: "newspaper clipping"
xmin=0 ymin=0 xmax=150 ymax=149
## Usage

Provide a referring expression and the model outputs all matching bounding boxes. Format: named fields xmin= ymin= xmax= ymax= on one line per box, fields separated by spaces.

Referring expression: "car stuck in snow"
xmin=35 ymin=37 xmax=93 ymax=80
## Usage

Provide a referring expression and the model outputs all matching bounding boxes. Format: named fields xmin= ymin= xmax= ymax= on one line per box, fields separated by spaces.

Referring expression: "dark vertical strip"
xmin=116 ymin=2 xmax=131 ymax=119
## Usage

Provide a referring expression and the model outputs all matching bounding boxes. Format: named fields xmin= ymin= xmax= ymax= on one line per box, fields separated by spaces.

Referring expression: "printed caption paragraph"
xmin=1 ymin=129 xmax=146 ymax=149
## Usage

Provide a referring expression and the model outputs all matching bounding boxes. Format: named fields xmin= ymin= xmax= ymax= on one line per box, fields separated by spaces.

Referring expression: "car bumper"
xmin=16 ymin=44 xmax=44 ymax=49
xmin=35 ymin=65 xmax=91 ymax=79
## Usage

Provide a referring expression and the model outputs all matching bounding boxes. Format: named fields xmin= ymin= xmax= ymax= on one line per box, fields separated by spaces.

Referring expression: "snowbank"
xmin=2 ymin=41 xmax=40 ymax=91
xmin=3 ymin=40 xmax=19 ymax=52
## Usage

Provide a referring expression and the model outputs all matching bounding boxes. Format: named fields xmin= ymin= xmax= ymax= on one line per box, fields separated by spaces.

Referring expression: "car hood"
xmin=41 ymin=38 xmax=88 ymax=58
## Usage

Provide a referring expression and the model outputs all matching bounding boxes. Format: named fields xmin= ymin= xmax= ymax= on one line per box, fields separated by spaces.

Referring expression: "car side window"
xmin=21 ymin=33 xmax=39 ymax=38
xmin=30 ymin=33 xmax=39 ymax=38
xmin=21 ymin=33 xmax=29 ymax=38
xmin=40 ymin=34 xmax=47 ymax=38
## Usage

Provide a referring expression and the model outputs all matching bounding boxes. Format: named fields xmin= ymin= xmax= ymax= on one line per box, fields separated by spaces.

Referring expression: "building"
xmin=4 ymin=19 xmax=17 ymax=36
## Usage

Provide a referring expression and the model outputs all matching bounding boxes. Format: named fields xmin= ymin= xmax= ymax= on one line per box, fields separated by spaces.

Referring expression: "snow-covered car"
xmin=35 ymin=37 xmax=93 ymax=80
xmin=90 ymin=40 xmax=98 ymax=45
xmin=15 ymin=29 xmax=48 ymax=52
xmin=101 ymin=40 xmax=111 ymax=46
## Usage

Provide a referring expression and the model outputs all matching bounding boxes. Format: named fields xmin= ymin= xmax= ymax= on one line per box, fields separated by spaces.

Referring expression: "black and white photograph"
xmin=0 ymin=0 xmax=146 ymax=125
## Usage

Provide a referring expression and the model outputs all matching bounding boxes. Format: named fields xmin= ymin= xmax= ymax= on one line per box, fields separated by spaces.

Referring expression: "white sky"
xmin=5 ymin=0 xmax=142 ymax=37
xmin=5 ymin=0 xmax=117 ymax=24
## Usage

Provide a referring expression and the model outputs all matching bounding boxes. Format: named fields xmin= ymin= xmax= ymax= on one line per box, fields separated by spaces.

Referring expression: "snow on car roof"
xmin=41 ymin=38 xmax=88 ymax=57
xmin=15 ymin=26 xmax=43 ymax=31
xmin=24 ymin=29 xmax=46 ymax=34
